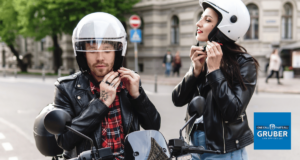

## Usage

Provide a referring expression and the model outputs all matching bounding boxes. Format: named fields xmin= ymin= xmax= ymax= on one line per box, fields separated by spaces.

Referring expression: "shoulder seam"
xmin=57 ymin=72 xmax=81 ymax=83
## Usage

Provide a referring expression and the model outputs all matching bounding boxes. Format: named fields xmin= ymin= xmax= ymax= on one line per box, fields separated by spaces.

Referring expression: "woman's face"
xmin=196 ymin=7 xmax=219 ymax=42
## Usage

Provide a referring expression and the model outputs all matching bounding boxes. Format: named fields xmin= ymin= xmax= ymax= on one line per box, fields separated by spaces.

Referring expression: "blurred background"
xmin=0 ymin=0 xmax=300 ymax=160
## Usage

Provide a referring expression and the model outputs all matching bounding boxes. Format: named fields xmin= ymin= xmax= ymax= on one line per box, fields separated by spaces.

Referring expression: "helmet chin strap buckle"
xmin=216 ymin=42 xmax=223 ymax=46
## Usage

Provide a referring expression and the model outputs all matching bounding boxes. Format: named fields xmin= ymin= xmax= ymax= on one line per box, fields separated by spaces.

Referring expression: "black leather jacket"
xmin=172 ymin=53 xmax=256 ymax=154
xmin=53 ymin=72 xmax=161 ymax=158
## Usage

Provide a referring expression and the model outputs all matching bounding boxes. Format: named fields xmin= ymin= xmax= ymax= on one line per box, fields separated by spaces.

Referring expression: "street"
xmin=0 ymin=75 xmax=299 ymax=160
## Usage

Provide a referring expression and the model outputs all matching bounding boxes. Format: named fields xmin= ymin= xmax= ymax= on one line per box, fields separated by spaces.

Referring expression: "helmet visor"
xmin=74 ymin=39 xmax=123 ymax=52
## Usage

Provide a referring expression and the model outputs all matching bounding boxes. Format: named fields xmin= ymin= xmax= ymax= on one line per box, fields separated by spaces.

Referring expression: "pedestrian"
xmin=172 ymin=0 xmax=259 ymax=160
xmin=172 ymin=51 xmax=182 ymax=77
xmin=266 ymin=49 xmax=282 ymax=84
xmin=162 ymin=50 xmax=173 ymax=77
xmin=53 ymin=12 xmax=160 ymax=159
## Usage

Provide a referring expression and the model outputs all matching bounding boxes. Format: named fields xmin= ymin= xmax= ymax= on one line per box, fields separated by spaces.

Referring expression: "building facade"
xmin=127 ymin=0 xmax=300 ymax=76
xmin=1 ymin=0 xmax=300 ymax=76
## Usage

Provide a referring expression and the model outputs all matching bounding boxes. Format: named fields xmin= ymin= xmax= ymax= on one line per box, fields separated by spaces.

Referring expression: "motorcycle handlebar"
xmin=181 ymin=146 xmax=221 ymax=154
xmin=67 ymin=150 xmax=123 ymax=160
xmin=169 ymin=145 xmax=221 ymax=155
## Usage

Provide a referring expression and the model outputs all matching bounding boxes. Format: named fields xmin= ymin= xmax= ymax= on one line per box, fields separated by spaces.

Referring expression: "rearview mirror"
xmin=188 ymin=96 xmax=205 ymax=117
xmin=44 ymin=109 xmax=71 ymax=135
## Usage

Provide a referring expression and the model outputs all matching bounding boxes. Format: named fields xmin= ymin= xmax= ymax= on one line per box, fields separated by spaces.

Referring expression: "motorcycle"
xmin=37 ymin=96 xmax=220 ymax=160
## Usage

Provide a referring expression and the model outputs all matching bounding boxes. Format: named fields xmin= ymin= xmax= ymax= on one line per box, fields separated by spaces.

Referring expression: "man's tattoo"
xmin=100 ymin=90 xmax=108 ymax=101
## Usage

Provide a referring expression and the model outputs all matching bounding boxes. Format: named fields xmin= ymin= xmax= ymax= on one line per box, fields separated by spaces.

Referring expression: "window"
xmin=282 ymin=3 xmax=293 ymax=39
xmin=197 ymin=12 xmax=203 ymax=21
xmin=171 ymin=16 xmax=179 ymax=44
xmin=41 ymin=38 xmax=45 ymax=51
xmin=245 ymin=4 xmax=259 ymax=39
xmin=25 ymin=38 xmax=28 ymax=52
xmin=140 ymin=17 xmax=144 ymax=45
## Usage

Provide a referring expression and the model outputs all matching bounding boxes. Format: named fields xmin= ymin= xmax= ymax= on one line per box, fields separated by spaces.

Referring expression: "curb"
xmin=257 ymin=89 xmax=300 ymax=94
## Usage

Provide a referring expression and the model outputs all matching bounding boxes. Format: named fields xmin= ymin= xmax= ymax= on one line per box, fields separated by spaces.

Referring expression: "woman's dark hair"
xmin=207 ymin=31 xmax=260 ymax=91
xmin=200 ymin=6 xmax=260 ymax=91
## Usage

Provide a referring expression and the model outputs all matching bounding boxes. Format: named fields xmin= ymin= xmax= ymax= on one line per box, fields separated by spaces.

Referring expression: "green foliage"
xmin=284 ymin=66 xmax=293 ymax=71
xmin=15 ymin=0 xmax=139 ymax=40
xmin=0 ymin=0 xmax=20 ymax=45
xmin=0 ymin=0 xmax=139 ymax=72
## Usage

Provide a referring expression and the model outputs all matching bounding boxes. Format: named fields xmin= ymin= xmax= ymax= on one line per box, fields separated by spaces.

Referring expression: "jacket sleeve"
xmin=128 ymin=81 xmax=161 ymax=131
xmin=206 ymin=59 xmax=257 ymax=122
xmin=172 ymin=66 xmax=204 ymax=107
xmin=54 ymin=82 xmax=109 ymax=151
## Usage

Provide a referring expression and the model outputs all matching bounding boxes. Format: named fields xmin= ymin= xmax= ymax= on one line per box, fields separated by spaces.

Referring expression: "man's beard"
xmin=90 ymin=63 xmax=113 ymax=80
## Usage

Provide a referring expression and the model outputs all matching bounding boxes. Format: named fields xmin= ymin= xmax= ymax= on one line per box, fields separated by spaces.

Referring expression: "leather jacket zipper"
xmin=197 ymin=86 xmax=201 ymax=96
xmin=237 ymin=114 xmax=245 ymax=122
xmin=222 ymin=120 xmax=226 ymax=153
xmin=127 ymin=115 xmax=133 ymax=135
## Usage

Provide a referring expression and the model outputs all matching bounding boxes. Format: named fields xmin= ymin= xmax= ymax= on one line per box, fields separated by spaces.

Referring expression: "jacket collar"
xmin=75 ymin=73 xmax=90 ymax=91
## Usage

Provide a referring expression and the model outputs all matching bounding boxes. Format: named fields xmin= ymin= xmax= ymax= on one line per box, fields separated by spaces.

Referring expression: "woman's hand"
xmin=190 ymin=46 xmax=207 ymax=77
xmin=206 ymin=41 xmax=223 ymax=73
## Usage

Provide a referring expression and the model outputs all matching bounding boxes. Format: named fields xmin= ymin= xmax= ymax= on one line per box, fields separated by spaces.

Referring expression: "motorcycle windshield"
xmin=124 ymin=130 xmax=170 ymax=160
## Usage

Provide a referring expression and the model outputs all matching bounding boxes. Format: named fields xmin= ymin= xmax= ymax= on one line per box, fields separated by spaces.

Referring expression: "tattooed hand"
xmin=99 ymin=71 xmax=121 ymax=107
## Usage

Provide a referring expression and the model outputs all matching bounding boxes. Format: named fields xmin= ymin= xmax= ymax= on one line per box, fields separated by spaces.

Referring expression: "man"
xmin=53 ymin=12 xmax=161 ymax=158
xmin=162 ymin=50 xmax=173 ymax=77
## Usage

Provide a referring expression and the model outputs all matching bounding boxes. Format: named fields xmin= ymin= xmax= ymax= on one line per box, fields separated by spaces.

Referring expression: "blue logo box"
xmin=254 ymin=112 xmax=291 ymax=150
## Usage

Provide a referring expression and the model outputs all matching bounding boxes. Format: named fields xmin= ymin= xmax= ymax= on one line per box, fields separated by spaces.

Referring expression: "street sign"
xmin=129 ymin=15 xmax=141 ymax=29
xmin=130 ymin=29 xmax=142 ymax=43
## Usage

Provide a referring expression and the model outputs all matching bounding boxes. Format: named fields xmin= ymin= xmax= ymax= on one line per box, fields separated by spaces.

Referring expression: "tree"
xmin=15 ymin=0 xmax=139 ymax=73
xmin=0 ymin=0 xmax=28 ymax=72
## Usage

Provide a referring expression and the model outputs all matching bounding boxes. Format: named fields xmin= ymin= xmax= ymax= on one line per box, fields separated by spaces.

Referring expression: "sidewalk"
xmin=1 ymin=68 xmax=300 ymax=94
xmin=140 ymin=74 xmax=300 ymax=94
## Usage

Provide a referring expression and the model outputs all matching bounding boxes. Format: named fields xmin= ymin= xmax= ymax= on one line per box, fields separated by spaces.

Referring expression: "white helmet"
xmin=199 ymin=0 xmax=250 ymax=42
xmin=72 ymin=12 xmax=127 ymax=72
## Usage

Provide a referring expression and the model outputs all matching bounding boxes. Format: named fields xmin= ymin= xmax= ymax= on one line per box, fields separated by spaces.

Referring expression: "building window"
xmin=197 ymin=12 xmax=203 ymax=21
xmin=282 ymin=3 xmax=293 ymax=39
xmin=41 ymin=38 xmax=45 ymax=51
xmin=140 ymin=17 xmax=144 ymax=45
xmin=171 ymin=16 xmax=179 ymax=44
xmin=245 ymin=4 xmax=259 ymax=40
xmin=25 ymin=38 xmax=28 ymax=52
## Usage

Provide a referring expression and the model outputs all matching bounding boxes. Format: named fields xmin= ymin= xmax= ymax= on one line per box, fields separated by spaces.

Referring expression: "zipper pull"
xmin=240 ymin=115 xmax=245 ymax=122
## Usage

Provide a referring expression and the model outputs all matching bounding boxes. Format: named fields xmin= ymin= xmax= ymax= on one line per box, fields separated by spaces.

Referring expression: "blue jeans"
xmin=165 ymin=63 xmax=171 ymax=76
xmin=191 ymin=130 xmax=248 ymax=160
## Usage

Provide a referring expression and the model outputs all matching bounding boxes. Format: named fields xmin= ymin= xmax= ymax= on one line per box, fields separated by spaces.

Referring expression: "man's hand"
xmin=118 ymin=67 xmax=140 ymax=99
xmin=99 ymin=71 xmax=121 ymax=107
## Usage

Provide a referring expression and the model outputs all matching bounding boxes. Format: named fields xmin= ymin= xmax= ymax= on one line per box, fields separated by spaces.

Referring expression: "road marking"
xmin=144 ymin=90 xmax=170 ymax=96
xmin=8 ymin=157 xmax=18 ymax=160
xmin=2 ymin=142 xmax=13 ymax=151
xmin=0 ymin=117 xmax=34 ymax=145
xmin=0 ymin=132 xmax=5 ymax=139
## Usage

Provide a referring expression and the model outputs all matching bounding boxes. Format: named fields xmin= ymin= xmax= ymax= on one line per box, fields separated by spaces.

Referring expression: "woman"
xmin=173 ymin=51 xmax=182 ymax=77
xmin=172 ymin=0 xmax=259 ymax=159
xmin=266 ymin=49 xmax=282 ymax=84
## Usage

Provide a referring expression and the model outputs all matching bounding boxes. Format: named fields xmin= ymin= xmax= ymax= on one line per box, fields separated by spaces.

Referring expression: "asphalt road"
xmin=0 ymin=75 xmax=299 ymax=160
